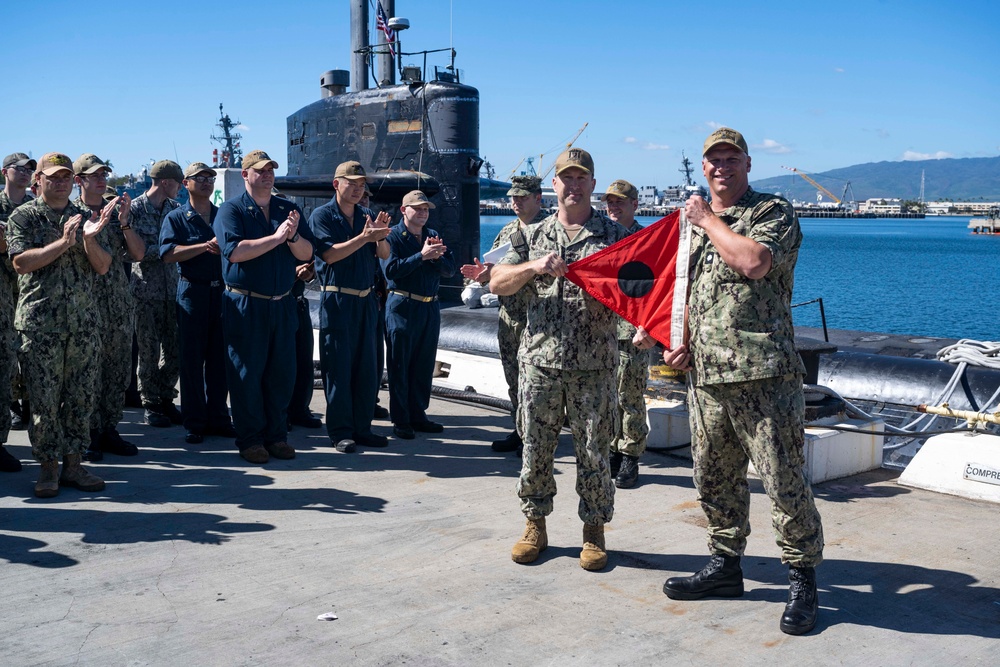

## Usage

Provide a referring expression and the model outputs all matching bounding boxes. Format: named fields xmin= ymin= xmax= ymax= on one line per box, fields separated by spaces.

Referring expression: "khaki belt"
xmin=390 ymin=289 xmax=438 ymax=303
xmin=225 ymin=285 xmax=291 ymax=301
xmin=322 ymin=285 xmax=372 ymax=297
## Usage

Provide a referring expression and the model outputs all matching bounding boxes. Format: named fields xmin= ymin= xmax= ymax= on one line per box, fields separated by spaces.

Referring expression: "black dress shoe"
xmin=392 ymin=425 xmax=415 ymax=440
xmin=185 ymin=432 xmax=205 ymax=444
xmin=355 ymin=432 xmax=388 ymax=448
xmin=608 ymin=451 xmax=623 ymax=477
xmin=780 ymin=566 xmax=819 ymax=635
xmin=9 ymin=403 xmax=26 ymax=431
xmin=100 ymin=429 xmax=139 ymax=456
xmin=491 ymin=431 xmax=521 ymax=452
xmin=289 ymin=413 xmax=323 ymax=429
xmin=373 ymin=405 xmax=390 ymax=419
xmin=412 ymin=420 xmax=443 ymax=433
xmin=143 ymin=406 xmax=171 ymax=428
xmin=0 ymin=445 xmax=22 ymax=472
xmin=85 ymin=429 xmax=104 ymax=462
xmin=334 ymin=438 xmax=357 ymax=453
xmin=662 ymin=555 xmax=744 ymax=600
xmin=161 ymin=403 xmax=183 ymax=425
xmin=615 ymin=454 xmax=639 ymax=489
xmin=205 ymin=423 xmax=238 ymax=438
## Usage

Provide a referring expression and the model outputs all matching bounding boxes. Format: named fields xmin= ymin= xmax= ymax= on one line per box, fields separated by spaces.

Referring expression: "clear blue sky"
xmin=7 ymin=0 xmax=998 ymax=191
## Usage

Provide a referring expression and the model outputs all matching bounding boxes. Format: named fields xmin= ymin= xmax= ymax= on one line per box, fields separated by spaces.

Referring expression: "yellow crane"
xmin=781 ymin=165 xmax=841 ymax=204
xmin=539 ymin=122 xmax=588 ymax=179
xmin=507 ymin=122 xmax=589 ymax=181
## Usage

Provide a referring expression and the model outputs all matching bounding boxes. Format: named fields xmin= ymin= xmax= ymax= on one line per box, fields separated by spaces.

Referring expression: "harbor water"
xmin=479 ymin=215 xmax=998 ymax=342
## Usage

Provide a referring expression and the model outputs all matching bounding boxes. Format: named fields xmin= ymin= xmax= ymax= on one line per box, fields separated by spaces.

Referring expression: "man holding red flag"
xmin=660 ymin=127 xmax=824 ymax=636
xmin=491 ymin=149 xmax=652 ymax=572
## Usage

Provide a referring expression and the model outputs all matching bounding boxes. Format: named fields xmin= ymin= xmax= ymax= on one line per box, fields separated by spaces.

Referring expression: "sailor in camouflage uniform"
xmin=602 ymin=179 xmax=652 ymax=489
xmin=661 ymin=128 xmax=824 ymax=636
xmin=72 ymin=154 xmax=145 ymax=461
xmin=0 ymin=152 xmax=35 ymax=472
xmin=460 ymin=175 xmax=546 ymax=455
xmin=7 ymin=152 xmax=115 ymax=498
xmin=491 ymin=149 xmax=627 ymax=572
xmin=130 ymin=160 xmax=183 ymax=427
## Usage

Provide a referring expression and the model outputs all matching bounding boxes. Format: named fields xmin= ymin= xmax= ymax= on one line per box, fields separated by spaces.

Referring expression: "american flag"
xmin=376 ymin=1 xmax=396 ymax=58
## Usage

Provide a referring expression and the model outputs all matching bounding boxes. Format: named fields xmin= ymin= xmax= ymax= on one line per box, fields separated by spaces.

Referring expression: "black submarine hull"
xmin=278 ymin=80 xmax=481 ymax=302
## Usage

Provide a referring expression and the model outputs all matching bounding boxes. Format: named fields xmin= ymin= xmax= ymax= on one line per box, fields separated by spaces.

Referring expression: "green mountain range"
xmin=750 ymin=156 xmax=1000 ymax=203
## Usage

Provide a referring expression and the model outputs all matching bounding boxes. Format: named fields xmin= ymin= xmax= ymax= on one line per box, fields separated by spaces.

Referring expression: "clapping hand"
xmin=421 ymin=235 xmax=448 ymax=260
xmin=460 ymin=257 xmax=492 ymax=282
xmin=363 ymin=210 xmax=391 ymax=242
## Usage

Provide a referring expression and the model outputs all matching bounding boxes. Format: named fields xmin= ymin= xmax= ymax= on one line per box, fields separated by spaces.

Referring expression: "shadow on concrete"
xmin=613 ymin=551 xmax=1000 ymax=639
xmin=0 ymin=507 xmax=275 ymax=568
xmin=813 ymin=468 xmax=912 ymax=502
xmin=0 ymin=534 xmax=79 ymax=568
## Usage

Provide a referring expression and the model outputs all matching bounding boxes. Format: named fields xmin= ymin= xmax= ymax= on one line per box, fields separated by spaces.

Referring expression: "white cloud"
xmin=834 ymin=67 xmax=845 ymax=73
xmin=706 ymin=121 xmax=723 ymax=130
xmin=902 ymin=150 xmax=953 ymax=161
xmin=753 ymin=139 xmax=792 ymax=154
xmin=643 ymin=143 xmax=670 ymax=151
xmin=623 ymin=137 xmax=637 ymax=144
xmin=236 ymin=124 xmax=250 ymax=131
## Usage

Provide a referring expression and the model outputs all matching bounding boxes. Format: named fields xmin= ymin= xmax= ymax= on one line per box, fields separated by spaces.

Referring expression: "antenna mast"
xmin=211 ymin=103 xmax=243 ymax=168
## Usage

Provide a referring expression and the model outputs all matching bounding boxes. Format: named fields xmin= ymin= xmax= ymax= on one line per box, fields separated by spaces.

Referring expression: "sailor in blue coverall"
xmin=381 ymin=190 xmax=456 ymax=440
xmin=307 ymin=160 xmax=392 ymax=453
xmin=212 ymin=150 xmax=314 ymax=464
xmin=159 ymin=162 xmax=235 ymax=444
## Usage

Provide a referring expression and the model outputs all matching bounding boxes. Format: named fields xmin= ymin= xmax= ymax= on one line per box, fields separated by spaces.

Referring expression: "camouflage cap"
xmin=602 ymin=179 xmax=638 ymax=201
xmin=507 ymin=175 xmax=543 ymax=197
xmin=702 ymin=127 xmax=749 ymax=156
xmin=401 ymin=190 xmax=436 ymax=209
xmin=184 ymin=161 xmax=217 ymax=178
xmin=36 ymin=152 xmax=74 ymax=176
xmin=73 ymin=153 xmax=110 ymax=176
xmin=104 ymin=184 xmax=118 ymax=201
xmin=3 ymin=152 xmax=36 ymax=170
xmin=554 ymin=148 xmax=594 ymax=176
xmin=150 ymin=159 xmax=184 ymax=182
xmin=334 ymin=160 xmax=369 ymax=181
xmin=363 ymin=183 xmax=373 ymax=197
xmin=242 ymin=149 xmax=278 ymax=171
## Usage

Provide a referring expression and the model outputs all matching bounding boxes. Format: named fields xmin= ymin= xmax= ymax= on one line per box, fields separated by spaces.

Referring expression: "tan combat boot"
xmin=34 ymin=460 xmax=60 ymax=498
xmin=511 ymin=517 xmax=548 ymax=564
xmin=580 ymin=523 xmax=607 ymax=571
xmin=60 ymin=453 xmax=106 ymax=492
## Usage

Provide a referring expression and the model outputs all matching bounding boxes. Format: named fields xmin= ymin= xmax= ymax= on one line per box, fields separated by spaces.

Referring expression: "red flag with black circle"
xmin=566 ymin=211 xmax=690 ymax=348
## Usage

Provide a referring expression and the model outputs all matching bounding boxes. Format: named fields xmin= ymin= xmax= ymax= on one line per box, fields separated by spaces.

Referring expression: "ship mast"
xmin=210 ymin=103 xmax=243 ymax=168
xmin=679 ymin=151 xmax=695 ymax=187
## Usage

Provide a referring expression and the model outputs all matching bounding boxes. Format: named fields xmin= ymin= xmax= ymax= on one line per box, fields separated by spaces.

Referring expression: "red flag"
xmin=566 ymin=211 xmax=690 ymax=348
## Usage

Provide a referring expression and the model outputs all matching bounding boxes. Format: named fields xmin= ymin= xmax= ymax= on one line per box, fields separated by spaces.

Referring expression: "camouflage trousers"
xmin=497 ymin=307 xmax=524 ymax=419
xmin=0 ymin=317 xmax=16 ymax=443
xmin=135 ymin=297 xmax=179 ymax=406
xmin=689 ymin=373 xmax=824 ymax=567
xmin=611 ymin=340 xmax=649 ymax=457
xmin=516 ymin=362 xmax=617 ymax=525
xmin=18 ymin=330 xmax=100 ymax=462
xmin=91 ymin=306 xmax=134 ymax=430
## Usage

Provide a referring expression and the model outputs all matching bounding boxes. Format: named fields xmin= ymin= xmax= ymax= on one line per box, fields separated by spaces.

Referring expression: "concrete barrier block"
xmin=899 ymin=432 xmax=1000 ymax=503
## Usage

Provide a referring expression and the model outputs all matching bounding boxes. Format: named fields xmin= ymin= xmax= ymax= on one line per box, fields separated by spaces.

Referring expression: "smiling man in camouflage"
xmin=7 ymin=153 xmax=115 ymax=498
xmin=491 ymin=149 xmax=636 ymax=572
xmin=661 ymin=127 xmax=824 ymax=635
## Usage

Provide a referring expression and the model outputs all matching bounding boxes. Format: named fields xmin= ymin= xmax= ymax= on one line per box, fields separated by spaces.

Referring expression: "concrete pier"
xmin=1 ymin=390 xmax=998 ymax=665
